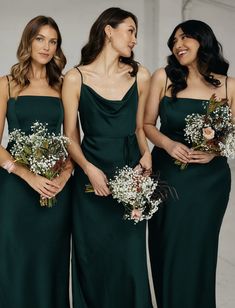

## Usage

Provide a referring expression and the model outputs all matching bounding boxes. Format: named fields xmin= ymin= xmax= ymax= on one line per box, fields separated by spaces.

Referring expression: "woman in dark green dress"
xmin=144 ymin=20 xmax=235 ymax=308
xmin=62 ymin=7 xmax=152 ymax=308
xmin=0 ymin=16 xmax=72 ymax=308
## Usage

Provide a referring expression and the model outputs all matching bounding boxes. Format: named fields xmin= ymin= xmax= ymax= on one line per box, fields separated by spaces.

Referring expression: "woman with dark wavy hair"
xmin=144 ymin=20 xmax=235 ymax=308
xmin=0 ymin=16 xmax=72 ymax=308
xmin=62 ymin=7 xmax=152 ymax=308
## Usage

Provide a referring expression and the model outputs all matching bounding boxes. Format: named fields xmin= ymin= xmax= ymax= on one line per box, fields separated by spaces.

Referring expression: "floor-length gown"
xmin=72 ymin=68 xmax=152 ymax=308
xmin=0 ymin=94 xmax=71 ymax=308
xmin=149 ymin=94 xmax=231 ymax=308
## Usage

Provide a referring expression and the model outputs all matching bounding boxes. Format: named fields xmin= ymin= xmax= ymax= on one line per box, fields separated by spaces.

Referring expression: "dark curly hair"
xmin=77 ymin=7 xmax=138 ymax=77
xmin=165 ymin=20 xmax=229 ymax=99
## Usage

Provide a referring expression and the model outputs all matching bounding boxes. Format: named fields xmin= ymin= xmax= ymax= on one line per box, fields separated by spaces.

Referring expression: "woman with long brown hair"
xmin=0 ymin=16 xmax=72 ymax=308
xmin=62 ymin=7 xmax=152 ymax=308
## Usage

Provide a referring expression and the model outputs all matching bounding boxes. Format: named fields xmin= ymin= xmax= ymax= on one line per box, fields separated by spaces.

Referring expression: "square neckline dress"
xmin=0 ymin=90 xmax=71 ymax=308
xmin=149 ymin=90 xmax=231 ymax=308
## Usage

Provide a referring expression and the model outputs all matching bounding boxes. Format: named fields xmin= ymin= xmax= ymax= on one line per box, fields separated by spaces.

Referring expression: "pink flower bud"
xmin=131 ymin=209 xmax=142 ymax=221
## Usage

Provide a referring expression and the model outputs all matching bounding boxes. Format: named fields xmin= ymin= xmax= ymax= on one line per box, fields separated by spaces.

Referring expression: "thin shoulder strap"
xmin=6 ymin=75 xmax=11 ymax=98
xmin=134 ymin=70 xmax=138 ymax=81
xmin=225 ymin=76 xmax=228 ymax=100
xmin=75 ymin=66 xmax=83 ymax=83
xmin=164 ymin=73 xmax=168 ymax=96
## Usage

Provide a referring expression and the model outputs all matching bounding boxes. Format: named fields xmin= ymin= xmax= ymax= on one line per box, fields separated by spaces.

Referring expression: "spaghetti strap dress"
xmin=149 ymin=78 xmax=231 ymax=308
xmin=0 ymin=79 xmax=71 ymax=308
xmin=72 ymin=68 xmax=152 ymax=308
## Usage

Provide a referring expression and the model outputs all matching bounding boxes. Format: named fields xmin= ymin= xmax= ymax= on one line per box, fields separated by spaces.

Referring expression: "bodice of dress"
xmin=159 ymin=96 xmax=206 ymax=145
xmin=6 ymin=96 xmax=63 ymax=136
xmin=78 ymin=80 xmax=140 ymax=174
xmin=79 ymin=81 xmax=138 ymax=138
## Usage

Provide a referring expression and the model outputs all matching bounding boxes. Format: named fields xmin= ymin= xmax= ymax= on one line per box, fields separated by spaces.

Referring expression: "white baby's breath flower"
xmin=109 ymin=166 xmax=161 ymax=223
xmin=219 ymin=129 xmax=235 ymax=159
xmin=8 ymin=121 xmax=70 ymax=207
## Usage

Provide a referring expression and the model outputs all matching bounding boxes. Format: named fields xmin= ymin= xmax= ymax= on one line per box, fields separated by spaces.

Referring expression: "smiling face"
xmin=108 ymin=17 xmax=137 ymax=57
xmin=31 ymin=25 xmax=58 ymax=65
xmin=172 ymin=28 xmax=200 ymax=67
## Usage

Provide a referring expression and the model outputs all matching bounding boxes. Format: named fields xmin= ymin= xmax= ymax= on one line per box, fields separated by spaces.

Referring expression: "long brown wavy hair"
xmin=10 ymin=15 xmax=66 ymax=94
xmin=77 ymin=7 xmax=139 ymax=77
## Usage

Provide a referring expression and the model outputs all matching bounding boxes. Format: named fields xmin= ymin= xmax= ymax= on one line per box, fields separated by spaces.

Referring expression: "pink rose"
xmin=202 ymin=127 xmax=215 ymax=140
xmin=131 ymin=209 xmax=142 ymax=222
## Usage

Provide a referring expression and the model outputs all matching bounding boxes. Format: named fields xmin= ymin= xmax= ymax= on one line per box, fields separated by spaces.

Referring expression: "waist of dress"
xmin=153 ymin=145 xmax=229 ymax=167
xmin=82 ymin=133 xmax=136 ymax=140
xmin=81 ymin=133 xmax=140 ymax=169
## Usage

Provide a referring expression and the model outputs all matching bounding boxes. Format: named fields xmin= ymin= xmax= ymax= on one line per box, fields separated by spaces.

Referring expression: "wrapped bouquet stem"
xmin=8 ymin=121 xmax=70 ymax=207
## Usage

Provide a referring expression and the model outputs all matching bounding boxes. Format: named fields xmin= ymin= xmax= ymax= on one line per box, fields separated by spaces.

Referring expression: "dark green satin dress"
xmin=0 ymin=96 xmax=71 ymax=308
xmin=149 ymin=96 xmax=231 ymax=308
xmin=72 ymin=71 xmax=152 ymax=308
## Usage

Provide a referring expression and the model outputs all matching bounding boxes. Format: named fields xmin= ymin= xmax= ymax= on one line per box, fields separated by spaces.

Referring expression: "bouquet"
xmin=175 ymin=94 xmax=235 ymax=170
xmin=8 ymin=121 xmax=70 ymax=207
xmin=86 ymin=166 xmax=169 ymax=223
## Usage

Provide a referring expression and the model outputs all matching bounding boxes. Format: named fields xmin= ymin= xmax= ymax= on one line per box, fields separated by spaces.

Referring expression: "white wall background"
xmin=0 ymin=0 xmax=234 ymax=73
xmin=0 ymin=0 xmax=158 ymax=75
xmin=0 ymin=0 xmax=234 ymax=307
xmin=183 ymin=0 xmax=235 ymax=76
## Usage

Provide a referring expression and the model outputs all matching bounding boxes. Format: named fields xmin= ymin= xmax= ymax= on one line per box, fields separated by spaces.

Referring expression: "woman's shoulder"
xmin=152 ymin=67 xmax=167 ymax=81
xmin=150 ymin=67 xmax=169 ymax=91
xmin=136 ymin=65 xmax=151 ymax=84
xmin=64 ymin=67 xmax=82 ymax=85
xmin=0 ymin=75 xmax=11 ymax=97
xmin=212 ymin=73 xmax=233 ymax=83
xmin=0 ymin=75 xmax=7 ymax=85
xmin=227 ymin=75 xmax=235 ymax=85
xmin=0 ymin=75 xmax=12 ymax=84
xmin=227 ymin=75 xmax=235 ymax=99
xmin=216 ymin=74 xmax=235 ymax=89
xmin=137 ymin=65 xmax=150 ymax=77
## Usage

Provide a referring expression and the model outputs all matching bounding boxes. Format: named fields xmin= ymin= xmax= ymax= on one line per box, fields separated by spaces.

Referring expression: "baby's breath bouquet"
xmin=9 ymin=121 xmax=70 ymax=207
xmin=86 ymin=166 xmax=168 ymax=223
xmin=175 ymin=94 xmax=235 ymax=170
xmin=109 ymin=166 xmax=163 ymax=223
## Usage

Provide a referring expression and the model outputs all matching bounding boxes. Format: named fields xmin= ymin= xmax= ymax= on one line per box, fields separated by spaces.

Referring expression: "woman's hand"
xmin=188 ymin=150 xmax=216 ymax=164
xmin=24 ymin=172 xmax=60 ymax=198
xmin=165 ymin=140 xmax=190 ymax=164
xmin=85 ymin=163 xmax=110 ymax=196
xmin=137 ymin=151 xmax=152 ymax=176
xmin=51 ymin=170 xmax=72 ymax=196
